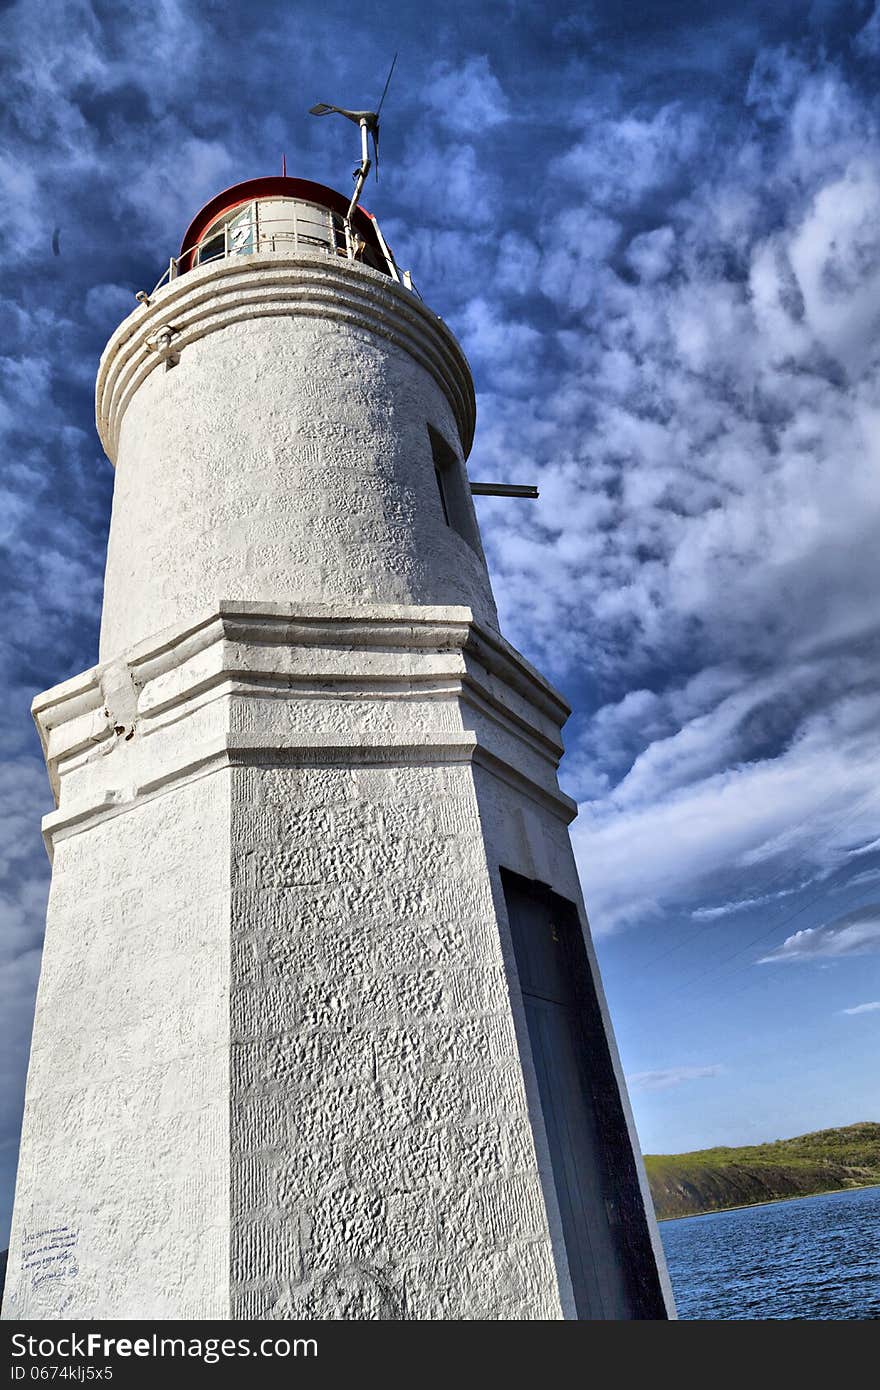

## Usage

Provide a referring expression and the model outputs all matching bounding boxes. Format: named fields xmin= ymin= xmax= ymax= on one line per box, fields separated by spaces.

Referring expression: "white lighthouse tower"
xmin=2 ymin=170 xmax=673 ymax=1320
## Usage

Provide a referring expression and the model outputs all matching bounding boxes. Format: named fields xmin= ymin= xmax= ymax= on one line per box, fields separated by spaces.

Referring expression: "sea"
xmin=659 ymin=1184 xmax=880 ymax=1320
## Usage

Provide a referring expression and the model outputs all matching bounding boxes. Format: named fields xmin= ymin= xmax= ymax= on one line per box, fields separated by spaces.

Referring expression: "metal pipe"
xmin=370 ymin=214 xmax=400 ymax=283
xmin=345 ymin=119 xmax=372 ymax=225
xmin=470 ymin=483 xmax=539 ymax=498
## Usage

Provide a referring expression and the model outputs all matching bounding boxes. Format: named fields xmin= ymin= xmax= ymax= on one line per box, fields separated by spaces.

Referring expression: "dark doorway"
xmin=502 ymin=869 xmax=668 ymax=1319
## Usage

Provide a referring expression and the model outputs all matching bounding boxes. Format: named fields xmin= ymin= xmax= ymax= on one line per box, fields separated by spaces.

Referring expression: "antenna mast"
xmin=309 ymin=53 xmax=398 ymax=236
xmin=348 ymin=115 xmax=372 ymax=224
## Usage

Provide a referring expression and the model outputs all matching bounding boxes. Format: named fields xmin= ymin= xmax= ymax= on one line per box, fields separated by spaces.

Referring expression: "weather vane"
xmin=309 ymin=53 xmax=397 ymax=229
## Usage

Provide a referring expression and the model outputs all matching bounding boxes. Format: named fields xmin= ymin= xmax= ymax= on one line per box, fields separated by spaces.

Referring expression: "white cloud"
xmin=393 ymin=138 xmax=500 ymax=229
xmin=844 ymin=868 xmax=880 ymax=890
xmin=855 ymin=5 xmax=880 ymax=58
xmin=845 ymin=837 xmax=880 ymax=859
xmin=627 ymin=1065 xmax=723 ymax=1092
xmin=121 ymin=136 xmax=236 ymax=243
xmin=452 ymin=51 xmax=880 ymax=943
xmin=758 ymin=905 xmax=880 ymax=963
xmin=691 ymin=883 xmax=805 ymax=922
xmin=555 ymin=103 xmax=707 ymax=210
xmin=424 ymin=55 xmax=510 ymax=135
xmin=84 ymin=284 xmax=136 ymax=334
xmin=840 ymin=1000 xmax=880 ymax=1015
xmin=787 ymin=159 xmax=880 ymax=377
xmin=626 ymin=226 xmax=677 ymax=283
xmin=572 ymin=685 xmax=880 ymax=932
xmin=458 ymin=297 xmax=543 ymax=393
xmin=0 ymin=761 xmax=52 ymax=881
xmin=746 ymin=46 xmax=812 ymax=121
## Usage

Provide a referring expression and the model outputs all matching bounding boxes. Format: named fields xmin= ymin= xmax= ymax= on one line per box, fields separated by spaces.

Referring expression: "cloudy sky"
xmin=3 ymin=0 xmax=880 ymax=1246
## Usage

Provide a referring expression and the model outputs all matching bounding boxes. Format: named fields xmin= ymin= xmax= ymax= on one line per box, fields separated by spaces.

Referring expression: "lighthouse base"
xmin=2 ymin=604 xmax=672 ymax=1320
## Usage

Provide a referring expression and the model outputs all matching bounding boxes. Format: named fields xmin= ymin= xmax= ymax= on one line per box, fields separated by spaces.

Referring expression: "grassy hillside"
xmin=644 ymin=1121 xmax=880 ymax=1220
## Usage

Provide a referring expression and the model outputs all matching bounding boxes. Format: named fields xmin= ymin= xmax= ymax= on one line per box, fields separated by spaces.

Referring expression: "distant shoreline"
xmin=645 ymin=1121 xmax=880 ymax=1221
xmin=657 ymin=1181 xmax=880 ymax=1222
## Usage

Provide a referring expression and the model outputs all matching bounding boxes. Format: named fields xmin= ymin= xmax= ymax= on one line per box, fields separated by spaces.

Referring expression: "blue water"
xmin=659 ymin=1184 xmax=880 ymax=1319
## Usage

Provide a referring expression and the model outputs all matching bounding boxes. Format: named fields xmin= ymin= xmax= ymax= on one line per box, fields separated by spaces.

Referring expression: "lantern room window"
xmin=163 ymin=176 xmax=418 ymax=296
xmin=192 ymin=197 xmax=388 ymax=270
xmin=197 ymin=232 xmax=225 ymax=264
xmin=196 ymin=203 xmax=258 ymax=265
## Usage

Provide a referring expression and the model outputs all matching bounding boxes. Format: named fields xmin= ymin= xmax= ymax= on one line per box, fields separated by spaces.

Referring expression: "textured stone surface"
xmin=96 ymin=257 xmax=495 ymax=661
xmin=5 ymin=607 xmax=575 ymax=1319
xmin=2 ymin=775 xmax=230 ymax=1320
xmin=229 ymin=760 xmax=556 ymax=1318
xmin=3 ymin=598 xmax=674 ymax=1318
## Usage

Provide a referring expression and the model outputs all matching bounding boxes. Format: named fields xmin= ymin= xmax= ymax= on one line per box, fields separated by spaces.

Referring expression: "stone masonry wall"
xmin=2 ymin=774 xmax=231 ymax=1320
xmin=98 ymin=263 xmax=496 ymax=662
xmin=228 ymin=760 xmax=563 ymax=1319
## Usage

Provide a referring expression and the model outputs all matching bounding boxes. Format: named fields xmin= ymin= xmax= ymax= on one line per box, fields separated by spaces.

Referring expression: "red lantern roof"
xmin=178 ymin=176 xmax=385 ymax=273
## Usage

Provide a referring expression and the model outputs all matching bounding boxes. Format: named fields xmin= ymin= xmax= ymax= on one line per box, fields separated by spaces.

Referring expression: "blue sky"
xmin=3 ymin=0 xmax=880 ymax=1246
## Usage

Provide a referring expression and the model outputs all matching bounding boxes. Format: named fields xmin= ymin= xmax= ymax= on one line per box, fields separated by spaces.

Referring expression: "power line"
xmin=664 ymin=952 xmax=783 ymax=1032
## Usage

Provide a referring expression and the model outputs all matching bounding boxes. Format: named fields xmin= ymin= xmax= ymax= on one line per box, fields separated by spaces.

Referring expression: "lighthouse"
xmin=2 ymin=172 xmax=673 ymax=1320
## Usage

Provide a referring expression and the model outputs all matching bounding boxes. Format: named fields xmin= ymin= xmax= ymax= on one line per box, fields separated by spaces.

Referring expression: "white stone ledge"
xmin=33 ymin=604 xmax=577 ymax=854
xmin=41 ymin=728 xmax=576 ymax=854
xmin=95 ymin=255 xmax=476 ymax=461
xmin=40 ymin=731 xmax=485 ymax=851
xmin=34 ymin=603 xmax=569 ymax=725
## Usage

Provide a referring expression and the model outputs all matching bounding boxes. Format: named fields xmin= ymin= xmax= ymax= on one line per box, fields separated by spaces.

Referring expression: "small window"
xmin=197 ymin=233 xmax=225 ymax=264
xmin=227 ymin=205 xmax=256 ymax=255
xmin=435 ymin=466 xmax=451 ymax=525
xmin=197 ymin=204 xmax=256 ymax=265
xmin=331 ymin=212 xmax=349 ymax=257
xmin=429 ymin=424 xmax=480 ymax=553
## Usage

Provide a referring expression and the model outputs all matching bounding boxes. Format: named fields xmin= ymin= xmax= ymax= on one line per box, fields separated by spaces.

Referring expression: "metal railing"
xmin=141 ymin=206 xmax=418 ymax=301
